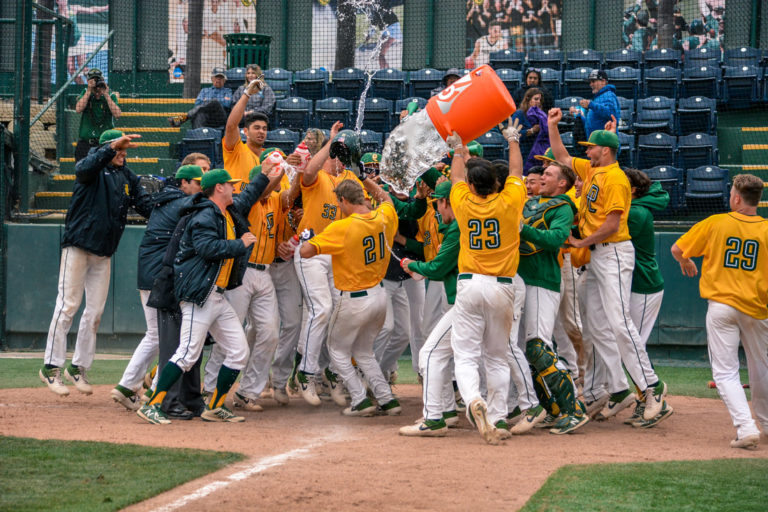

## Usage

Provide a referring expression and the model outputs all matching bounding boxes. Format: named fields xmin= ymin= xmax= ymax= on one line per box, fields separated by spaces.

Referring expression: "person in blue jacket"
xmin=578 ymin=69 xmax=621 ymax=138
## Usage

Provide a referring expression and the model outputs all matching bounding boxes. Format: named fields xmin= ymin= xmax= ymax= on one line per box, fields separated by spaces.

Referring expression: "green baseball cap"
xmin=259 ymin=147 xmax=286 ymax=161
xmin=578 ymin=130 xmax=619 ymax=150
xmin=99 ymin=129 xmax=123 ymax=145
xmin=201 ymin=168 xmax=240 ymax=189
xmin=420 ymin=167 xmax=443 ymax=190
xmin=431 ymin=181 xmax=452 ymax=199
xmin=248 ymin=165 xmax=262 ymax=181
xmin=534 ymin=147 xmax=555 ymax=163
xmin=175 ymin=165 xmax=204 ymax=180
xmin=361 ymin=152 xmax=381 ymax=165
xmin=449 ymin=140 xmax=484 ymax=158
xmin=87 ymin=68 xmax=103 ymax=79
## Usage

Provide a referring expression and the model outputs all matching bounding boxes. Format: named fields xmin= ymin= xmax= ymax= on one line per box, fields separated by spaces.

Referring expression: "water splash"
xmin=354 ymin=35 xmax=386 ymax=133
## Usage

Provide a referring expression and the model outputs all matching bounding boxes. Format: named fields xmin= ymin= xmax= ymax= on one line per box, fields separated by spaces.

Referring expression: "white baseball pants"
xmin=419 ymin=305 xmax=457 ymax=420
xmin=118 ymin=290 xmax=159 ymax=391
xmin=706 ymin=301 xmax=768 ymax=440
xmin=44 ymin=246 xmax=111 ymax=369
xmin=552 ymin=253 xmax=584 ymax=377
xmin=269 ymin=259 xmax=304 ymax=389
xmin=508 ymin=275 xmax=539 ymax=412
xmin=327 ymin=285 xmax=393 ymax=406
xmin=452 ymin=274 xmax=516 ymax=424
xmin=373 ymin=279 xmax=411 ymax=376
xmin=171 ymin=291 xmax=249 ymax=372
xmin=522 ymin=285 xmax=561 ymax=348
xmin=577 ymin=266 xmax=610 ymax=402
xmin=294 ymin=246 xmax=337 ymax=376
xmin=630 ymin=290 xmax=664 ymax=347
xmin=404 ymin=278 xmax=426 ymax=375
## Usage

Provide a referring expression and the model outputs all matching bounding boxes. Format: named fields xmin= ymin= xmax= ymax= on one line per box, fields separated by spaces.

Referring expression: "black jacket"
xmin=137 ymin=183 xmax=195 ymax=290
xmin=173 ymin=173 xmax=269 ymax=306
xmin=62 ymin=144 xmax=153 ymax=257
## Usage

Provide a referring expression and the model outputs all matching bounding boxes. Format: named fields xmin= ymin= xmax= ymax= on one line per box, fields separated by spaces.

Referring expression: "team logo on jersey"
xmin=436 ymin=73 xmax=472 ymax=114
xmin=585 ymin=184 xmax=599 ymax=213
xmin=124 ymin=184 xmax=130 ymax=196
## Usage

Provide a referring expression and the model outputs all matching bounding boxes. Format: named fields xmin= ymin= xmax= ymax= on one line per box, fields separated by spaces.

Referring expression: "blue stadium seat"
xmin=617 ymin=96 xmax=634 ymax=132
xmin=372 ymin=68 xmax=407 ymax=101
xmin=264 ymin=128 xmax=300 ymax=155
xmin=555 ymin=96 xmax=582 ymax=132
xmin=606 ymin=66 xmax=640 ymax=99
xmin=684 ymin=47 xmax=721 ymax=68
xmin=677 ymin=96 xmax=717 ymax=135
xmin=538 ymin=67 xmax=562 ymax=98
xmin=293 ymin=68 xmax=329 ymax=101
xmin=330 ymin=68 xmax=365 ymax=100
xmin=490 ymin=49 xmax=525 ymax=71
xmin=496 ymin=68 xmax=522 ymax=95
xmin=359 ymin=129 xmax=384 ymax=154
xmin=560 ymin=132 xmax=575 ymax=154
xmin=637 ymin=132 xmax=676 ymax=169
xmin=360 ymin=97 xmax=393 ymax=133
xmin=409 ymin=68 xmax=444 ymax=99
xmin=604 ymin=49 xmax=643 ymax=70
xmin=566 ymin=49 xmax=602 ymax=70
xmin=184 ymin=127 xmax=222 ymax=140
xmin=722 ymin=65 xmax=760 ymax=107
xmin=225 ymin=67 xmax=247 ymax=89
xmin=617 ymin=132 xmax=635 ymax=168
xmin=274 ymin=97 xmax=313 ymax=132
xmin=563 ymin=67 xmax=593 ymax=98
xmin=314 ymin=97 xmax=353 ymax=130
xmin=677 ymin=133 xmax=717 ymax=170
xmin=634 ymin=96 xmax=675 ymax=135
xmin=476 ymin=130 xmax=506 ymax=161
xmin=681 ymin=65 xmax=720 ymax=99
xmin=724 ymin=47 xmax=761 ymax=68
xmin=644 ymin=66 xmax=680 ymax=99
xmin=644 ymin=48 xmax=681 ymax=69
xmin=527 ymin=49 xmax=563 ymax=71
xmin=644 ymin=165 xmax=684 ymax=214
xmin=264 ymin=68 xmax=293 ymax=99
xmin=685 ymin=165 xmax=729 ymax=212
xmin=180 ymin=127 xmax=223 ymax=168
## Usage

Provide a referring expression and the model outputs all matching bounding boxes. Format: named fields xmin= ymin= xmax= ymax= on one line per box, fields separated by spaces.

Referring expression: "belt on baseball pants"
xmin=457 ymin=273 xmax=513 ymax=284
xmin=247 ymin=262 xmax=268 ymax=270
xmin=589 ymin=240 xmax=630 ymax=251
xmin=215 ymin=286 xmax=226 ymax=294
xmin=340 ymin=282 xmax=383 ymax=298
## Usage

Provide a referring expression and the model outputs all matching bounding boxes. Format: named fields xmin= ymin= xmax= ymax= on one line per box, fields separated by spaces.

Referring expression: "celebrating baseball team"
xmin=37 ymin=75 xmax=768 ymax=449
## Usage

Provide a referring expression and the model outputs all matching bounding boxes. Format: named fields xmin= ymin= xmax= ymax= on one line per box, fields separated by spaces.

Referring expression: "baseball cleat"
xmin=643 ymin=381 xmax=668 ymax=420
xmin=400 ymin=419 xmax=448 ymax=437
xmin=295 ymin=371 xmax=321 ymax=406
xmin=550 ymin=413 xmax=590 ymax=435
xmin=233 ymin=392 xmax=263 ymax=412
xmin=443 ymin=410 xmax=460 ymax=428
xmin=494 ymin=420 xmax=513 ymax=440
xmin=111 ymin=386 xmax=141 ymax=411
xmin=506 ymin=406 xmax=522 ymax=425
xmin=273 ymin=386 xmax=289 ymax=406
xmin=624 ymin=400 xmax=645 ymax=425
xmin=584 ymin=395 xmax=609 ymax=419
xmin=468 ymin=398 xmax=500 ymax=445
xmin=39 ymin=367 xmax=69 ymax=396
xmin=730 ymin=433 xmax=759 ymax=450
xmin=64 ymin=364 xmax=93 ymax=395
xmin=324 ymin=368 xmax=346 ymax=407
xmin=598 ymin=389 xmax=635 ymax=419
xmin=342 ymin=398 xmax=376 ymax=417
xmin=201 ymin=406 xmax=245 ymax=422
xmin=632 ymin=401 xmax=674 ymax=429
xmin=137 ymin=404 xmax=171 ymax=425
xmin=379 ymin=399 xmax=402 ymax=416
xmin=508 ymin=405 xmax=546 ymax=434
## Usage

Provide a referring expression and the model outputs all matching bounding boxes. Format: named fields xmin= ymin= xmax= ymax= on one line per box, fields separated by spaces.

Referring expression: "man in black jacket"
xmin=110 ymin=164 xmax=203 ymax=412
xmin=40 ymin=129 xmax=153 ymax=396
xmin=138 ymin=166 xmax=282 ymax=424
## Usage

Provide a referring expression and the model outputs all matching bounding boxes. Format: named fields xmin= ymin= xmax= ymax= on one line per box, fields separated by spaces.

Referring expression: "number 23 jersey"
xmin=676 ymin=212 xmax=768 ymax=319
xmin=450 ymin=175 xmax=526 ymax=277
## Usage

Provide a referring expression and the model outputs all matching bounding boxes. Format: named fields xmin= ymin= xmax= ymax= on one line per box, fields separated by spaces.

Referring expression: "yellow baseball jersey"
xmin=215 ymin=211 xmax=236 ymax=288
xmin=676 ymin=212 xmax=768 ymax=319
xmin=309 ymin=202 xmax=398 ymax=291
xmin=571 ymin=158 xmax=631 ymax=243
xmin=417 ymin=202 xmax=443 ymax=262
xmin=246 ymin=192 xmax=282 ymax=265
xmin=298 ymin=169 xmax=363 ymax=235
xmin=450 ymin=175 xmax=527 ymax=277
xmin=223 ymin=138 xmax=261 ymax=192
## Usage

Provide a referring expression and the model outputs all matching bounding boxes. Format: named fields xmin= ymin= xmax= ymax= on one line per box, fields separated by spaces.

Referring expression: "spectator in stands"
xmin=466 ymin=0 xmax=493 ymax=49
xmin=521 ymin=0 xmax=541 ymax=50
xmin=74 ymin=68 xmax=121 ymax=162
xmin=507 ymin=0 xmax=525 ymax=52
xmin=512 ymin=68 xmax=553 ymax=112
xmin=168 ymin=67 xmax=233 ymax=129
xmin=302 ymin=128 xmax=327 ymax=156
xmin=574 ymin=69 xmax=620 ymax=139
xmin=511 ymin=87 xmax=539 ymax=170
xmin=430 ymin=68 xmax=462 ymax=96
xmin=469 ymin=20 xmax=507 ymax=68
xmin=232 ymin=64 xmax=276 ymax=118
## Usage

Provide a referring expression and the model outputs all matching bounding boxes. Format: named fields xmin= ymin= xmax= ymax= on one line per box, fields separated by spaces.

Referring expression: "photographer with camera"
xmin=74 ymin=68 xmax=121 ymax=162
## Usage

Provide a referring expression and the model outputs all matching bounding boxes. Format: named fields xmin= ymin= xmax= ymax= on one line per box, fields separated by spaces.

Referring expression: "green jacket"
xmin=628 ymin=181 xmax=668 ymax=294
xmin=518 ymin=194 xmax=576 ymax=292
xmin=408 ymin=220 xmax=459 ymax=304
xmin=77 ymin=91 xmax=118 ymax=140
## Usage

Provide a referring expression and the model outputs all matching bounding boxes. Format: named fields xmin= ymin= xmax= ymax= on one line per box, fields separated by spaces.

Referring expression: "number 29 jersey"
xmin=676 ymin=212 xmax=768 ymax=319
xmin=450 ymin=176 xmax=527 ymax=277
xmin=298 ymin=169 xmax=364 ymax=235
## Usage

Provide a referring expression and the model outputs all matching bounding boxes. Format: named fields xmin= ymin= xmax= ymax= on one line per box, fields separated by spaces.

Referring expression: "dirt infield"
xmin=1 ymin=384 xmax=766 ymax=511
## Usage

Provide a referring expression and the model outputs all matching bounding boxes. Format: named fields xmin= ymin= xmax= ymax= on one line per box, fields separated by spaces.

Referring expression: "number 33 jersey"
xmin=298 ymin=169 xmax=365 ymax=236
xmin=450 ymin=175 xmax=526 ymax=277
xmin=572 ymin=158 xmax=631 ymax=243
xmin=308 ymin=202 xmax=398 ymax=292
xmin=676 ymin=212 xmax=768 ymax=319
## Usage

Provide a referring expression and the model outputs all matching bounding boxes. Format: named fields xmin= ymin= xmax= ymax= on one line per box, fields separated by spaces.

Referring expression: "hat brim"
xmin=577 ymin=141 xmax=597 ymax=147
xmin=212 ymin=73 xmax=226 ymax=78
xmin=227 ymin=179 xmax=242 ymax=183
xmin=534 ymin=155 xmax=556 ymax=162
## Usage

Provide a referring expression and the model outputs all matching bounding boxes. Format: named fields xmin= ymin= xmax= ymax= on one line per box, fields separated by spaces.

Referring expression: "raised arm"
xmin=546 ymin=108 xmax=574 ymax=170
xmin=224 ymin=79 xmax=262 ymax=150
xmin=361 ymin=176 xmax=393 ymax=205
xmin=447 ymin=132 xmax=468 ymax=185
xmin=501 ymin=117 xmax=524 ymax=180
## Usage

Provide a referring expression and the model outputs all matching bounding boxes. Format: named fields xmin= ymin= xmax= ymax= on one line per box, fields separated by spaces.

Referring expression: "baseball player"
xmin=137 ymin=168 xmax=280 ymax=424
xmin=623 ymin=168 xmax=674 ymax=428
xmin=223 ymin=78 xmax=267 ymax=187
xmin=447 ymin=125 xmax=527 ymax=445
xmin=39 ymin=130 xmax=153 ymax=396
xmin=299 ymin=178 xmax=401 ymax=417
xmin=525 ymin=166 xmax=544 ymax=196
xmin=672 ymin=174 xmax=768 ymax=449
xmin=548 ymin=108 xmax=667 ymax=421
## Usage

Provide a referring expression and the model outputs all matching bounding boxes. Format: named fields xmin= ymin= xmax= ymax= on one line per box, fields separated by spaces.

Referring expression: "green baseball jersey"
xmin=627 ymin=181 xmax=668 ymax=294
xmin=77 ymin=91 xmax=118 ymax=140
xmin=408 ymin=220 xmax=459 ymax=304
xmin=518 ymin=194 xmax=576 ymax=292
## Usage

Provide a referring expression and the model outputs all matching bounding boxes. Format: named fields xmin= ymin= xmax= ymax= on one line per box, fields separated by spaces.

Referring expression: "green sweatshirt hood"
xmin=632 ymin=181 xmax=669 ymax=211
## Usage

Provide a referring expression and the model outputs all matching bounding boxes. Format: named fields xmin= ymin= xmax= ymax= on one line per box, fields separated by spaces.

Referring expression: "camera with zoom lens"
xmin=92 ymin=76 xmax=107 ymax=91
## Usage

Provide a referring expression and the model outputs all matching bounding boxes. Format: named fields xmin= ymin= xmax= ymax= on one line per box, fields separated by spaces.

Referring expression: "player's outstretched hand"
xmin=679 ymin=258 xmax=698 ymax=277
xmin=446 ymin=131 xmax=463 ymax=150
xmin=110 ymin=134 xmax=141 ymax=150
xmin=330 ymin=121 xmax=343 ymax=139
xmin=500 ymin=117 xmax=522 ymax=143
xmin=414 ymin=179 xmax=431 ymax=199
xmin=246 ymin=75 xmax=264 ymax=96
xmin=285 ymin=153 xmax=302 ymax=167
xmin=241 ymin=232 xmax=257 ymax=247
xmin=276 ymin=240 xmax=295 ymax=260
xmin=547 ymin=107 xmax=562 ymax=124
xmin=261 ymin=157 xmax=277 ymax=177
xmin=566 ymin=234 xmax=585 ymax=248
xmin=604 ymin=115 xmax=617 ymax=133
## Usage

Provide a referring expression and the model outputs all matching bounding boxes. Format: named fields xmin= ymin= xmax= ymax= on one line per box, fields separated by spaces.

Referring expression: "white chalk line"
xmin=149 ymin=430 xmax=348 ymax=512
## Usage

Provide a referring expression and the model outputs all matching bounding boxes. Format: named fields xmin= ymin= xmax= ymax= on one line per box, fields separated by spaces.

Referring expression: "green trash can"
xmin=224 ymin=33 xmax=272 ymax=69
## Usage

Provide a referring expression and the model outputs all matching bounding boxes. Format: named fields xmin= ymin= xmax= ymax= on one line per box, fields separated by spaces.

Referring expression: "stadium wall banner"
xmin=52 ymin=0 xmax=110 ymax=85
xmin=622 ymin=0 xmax=725 ymax=52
